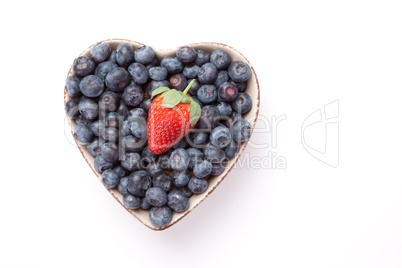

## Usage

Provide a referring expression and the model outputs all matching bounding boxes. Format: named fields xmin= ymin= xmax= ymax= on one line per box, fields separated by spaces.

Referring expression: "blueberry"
xmin=74 ymin=123 xmax=94 ymax=145
xmin=100 ymin=142 xmax=119 ymax=162
xmin=140 ymin=198 xmax=152 ymax=210
xmin=228 ymin=61 xmax=251 ymax=82
xmin=169 ymin=73 xmax=187 ymax=91
xmin=198 ymin=63 xmax=218 ymax=84
xmin=75 ymin=114 xmax=93 ymax=125
xmin=169 ymin=148 xmax=190 ymax=171
xmin=121 ymin=135 xmax=145 ymax=153
xmin=149 ymin=206 xmax=172 ymax=228
xmin=89 ymin=120 xmax=103 ymax=137
xmin=210 ymin=126 xmax=232 ymax=148
xmin=152 ymin=171 xmax=172 ymax=192
xmin=187 ymin=148 xmax=203 ymax=170
xmin=190 ymin=130 xmax=209 ymax=148
xmin=99 ymin=91 xmax=120 ymax=113
xmin=145 ymin=187 xmax=168 ymax=207
xmin=120 ymin=152 xmax=141 ymax=172
xmin=128 ymin=117 xmax=147 ymax=139
xmin=141 ymin=146 xmax=157 ymax=164
xmin=102 ymin=169 xmax=119 ymax=189
xmin=146 ymin=80 xmax=169 ymax=97
xmin=94 ymin=155 xmax=114 ymax=173
xmin=122 ymin=84 xmax=144 ymax=107
xmin=187 ymin=78 xmax=201 ymax=96
xmin=78 ymin=98 xmax=99 ymax=120
xmin=194 ymin=49 xmax=210 ymax=66
xmin=95 ymin=61 xmax=118 ymax=81
xmin=128 ymin=62 xmax=149 ymax=85
xmin=134 ymin=46 xmax=155 ymax=65
xmin=204 ymin=143 xmax=225 ymax=163
xmin=217 ymin=102 xmax=232 ymax=118
xmin=118 ymin=176 xmax=129 ymax=195
xmin=176 ymin=186 xmax=194 ymax=198
xmin=214 ymin=70 xmax=229 ymax=88
xmin=87 ymin=139 xmax=102 ymax=157
xmin=222 ymin=112 xmax=242 ymax=128
xmin=113 ymin=165 xmax=127 ymax=178
xmin=225 ymin=140 xmax=240 ymax=159
xmin=116 ymin=102 xmax=129 ymax=119
xmin=183 ymin=63 xmax=200 ymax=79
xmin=211 ymin=161 xmax=226 ymax=176
xmin=218 ymin=82 xmax=238 ymax=103
xmin=230 ymin=80 xmax=247 ymax=92
xmin=197 ymin=105 xmax=220 ymax=131
xmin=188 ymin=177 xmax=208 ymax=194
xmin=232 ymin=92 xmax=252 ymax=114
xmin=65 ymin=75 xmax=82 ymax=97
xmin=176 ymin=46 xmax=197 ymax=63
xmin=191 ymin=96 xmax=203 ymax=108
xmin=123 ymin=194 xmax=142 ymax=209
xmin=73 ymin=56 xmax=95 ymax=77
xmin=197 ymin=84 xmax=217 ymax=104
xmin=140 ymin=98 xmax=152 ymax=112
xmin=100 ymin=127 xmax=119 ymax=142
xmin=90 ymin=42 xmax=112 ymax=63
xmin=116 ymin=43 xmax=134 ymax=67
xmin=160 ymin=57 xmax=183 ymax=74
xmin=146 ymin=161 xmax=163 ymax=176
xmin=193 ymin=160 xmax=212 ymax=178
xmin=127 ymin=108 xmax=148 ymax=122
xmin=104 ymin=112 xmax=122 ymax=128
xmin=127 ymin=170 xmax=152 ymax=197
xmin=107 ymin=50 xmax=117 ymax=63
xmin=149 ymin=66 xmax=168 ymax=81
xmin=65 ymin=98 xmax=80 ymax=119
xmin=172 ymin=169 xmax=191 ymax=188
xmin=105 ymin=67 xmax=130 ymax=92
xmin=79 ymin=75 xmax=104 ymax=97
xmin=167 ymin=190 xmax=189 ymax=212
xmin=232 ymin=119 xmax=252 ymax=142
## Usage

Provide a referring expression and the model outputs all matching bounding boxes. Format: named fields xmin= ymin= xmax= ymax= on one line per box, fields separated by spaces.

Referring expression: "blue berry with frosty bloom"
xmin=79 ymin=75 xmax=104 ymax=97
xmin=123 ymin=194 xmax=142 ymax=209
xmin=228 ymin=61 xmax=251 ymax=83
xmin=188 ymin=177 xmax=208 ymax=194
xmin=193 ymin=160 xmax=212 ymax=178
xmin=90 ymin=42 xmax=112 ymax=63
xmin=145 ymin=187 xmax=168 ymax=207
xmin=210 ymin=50 xmax=231 ymax=70
xmin=74 ymin=123 xmax=94 ymax=145
xmin=73 ymin=56 xmax=95 ymax=77
xmin=149 ymin=206 xmax=172 ymax=228
xmin=167 ymin=190 xmax=189 ymax=212
xmin=134 ymin=46 xmax=155 ymax=65
xmin=65 ymin=75 xmax=82 ymax=97
xmin=102 ymin=169 xmax=120 ymax=189
xmin=105 ymin=67 xmax=130 ymax=92
xmin=116 ymin=43 xmax=135 ymax=67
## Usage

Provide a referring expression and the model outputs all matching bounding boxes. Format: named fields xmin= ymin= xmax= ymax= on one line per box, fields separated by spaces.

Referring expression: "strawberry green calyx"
xmin=151 ymin=79 xmax=201 ymax=126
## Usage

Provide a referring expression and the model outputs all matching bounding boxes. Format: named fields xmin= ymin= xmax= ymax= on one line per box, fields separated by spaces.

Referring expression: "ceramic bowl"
xmin=64 ymin=39 xmax=260 ymax=230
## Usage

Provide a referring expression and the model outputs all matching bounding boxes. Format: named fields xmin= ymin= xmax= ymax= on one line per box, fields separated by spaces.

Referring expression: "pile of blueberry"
xmin=65 ymin=42 xmax=253 ymax=228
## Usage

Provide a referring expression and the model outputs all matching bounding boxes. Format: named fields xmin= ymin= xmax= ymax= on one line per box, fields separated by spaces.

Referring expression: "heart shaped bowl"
xmin=64 ymin=39 xmax=260 ymax=230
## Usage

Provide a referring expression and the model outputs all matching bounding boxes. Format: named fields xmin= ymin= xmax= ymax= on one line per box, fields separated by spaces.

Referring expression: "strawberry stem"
xmin=182 ymin=79 xmax=195 ymax=96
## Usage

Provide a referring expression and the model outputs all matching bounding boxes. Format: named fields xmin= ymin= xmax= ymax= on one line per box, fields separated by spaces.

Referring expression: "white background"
xmin=1 ymin=0 xmax=402 ymax=267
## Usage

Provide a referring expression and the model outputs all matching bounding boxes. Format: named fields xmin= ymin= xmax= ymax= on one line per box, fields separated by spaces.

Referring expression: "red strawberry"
xmin=147 ymin=80 xmax=201 ymax=154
